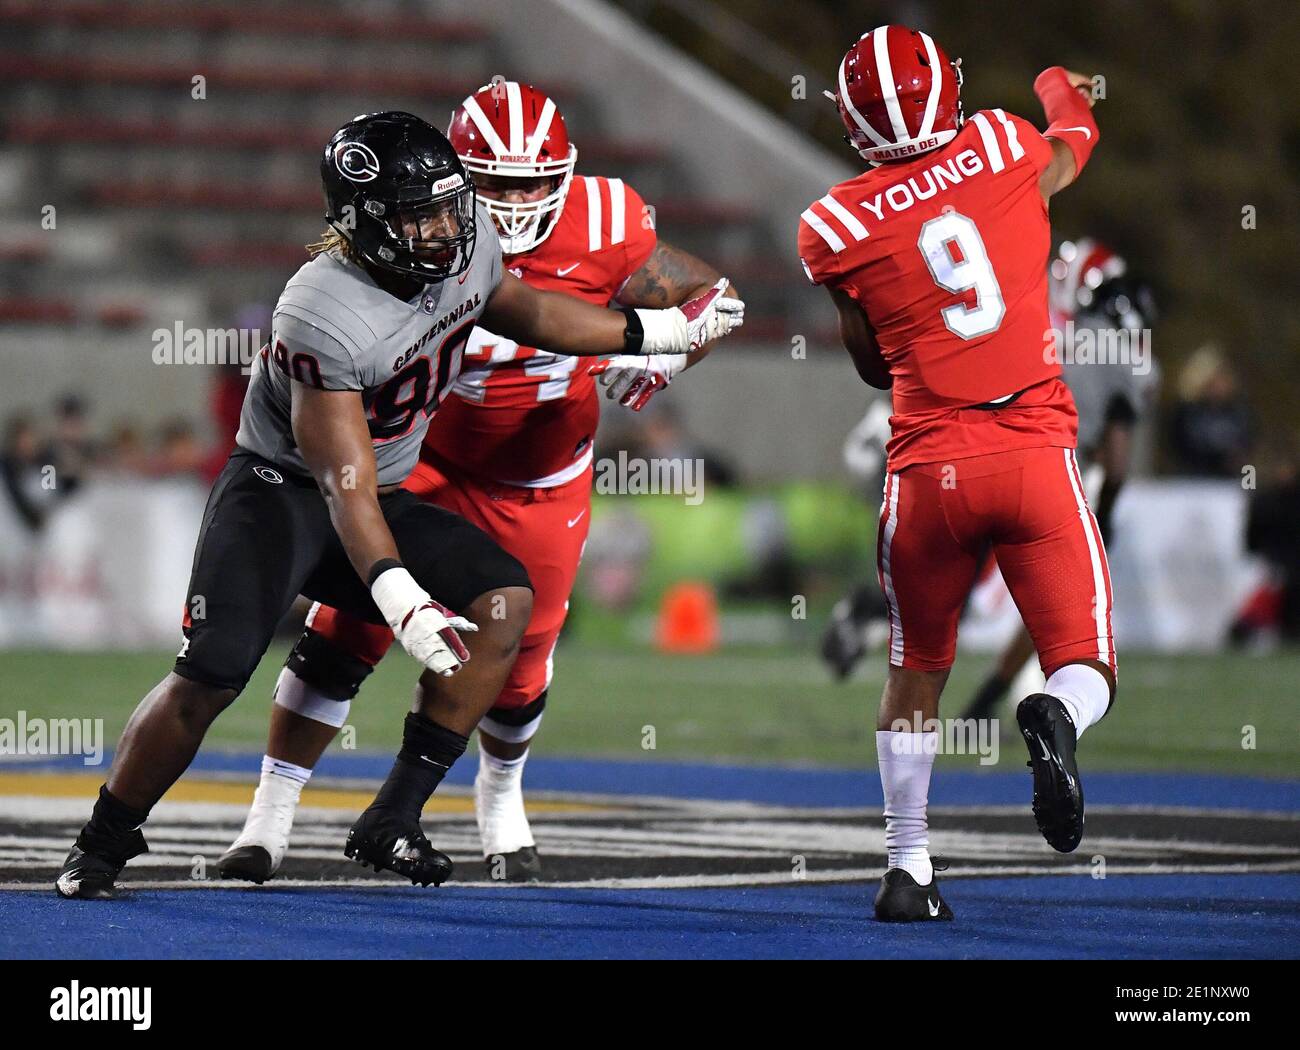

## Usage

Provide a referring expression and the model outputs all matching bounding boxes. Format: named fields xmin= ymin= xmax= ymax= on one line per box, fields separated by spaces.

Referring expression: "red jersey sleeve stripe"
xmin=608 ymin=177 xmax=626 ymax=246
xmin=969 ymin=112 xmax=1005 ymax=173
xmin=584 ymin=176 xmax=602 ymax=252
xmin=817 ymin=193 xmax=869 ymax=242
xmin=991 ymin=109 xmax=1026 ymax=162
xmin=800 ymin=207 xmax=846 ymax=254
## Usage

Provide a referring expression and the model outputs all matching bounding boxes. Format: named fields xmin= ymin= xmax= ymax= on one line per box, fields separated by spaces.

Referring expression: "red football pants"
xmin=309 ymin=455 xmax=592 ymax=710
xmin=876 ymin=445 xmax=1115 ymax=676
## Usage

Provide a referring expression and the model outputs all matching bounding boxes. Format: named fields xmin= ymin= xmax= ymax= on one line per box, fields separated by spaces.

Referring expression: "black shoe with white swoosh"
xmin=344 ymin=808 xmax=453 ymax=887
xmin=873 ymin=867 xmax=954 ymax=922
xmin=1017 ymin=693 xmax=1085 ymax=853
xmin=54 ymin=828 xmax=148 ymax=900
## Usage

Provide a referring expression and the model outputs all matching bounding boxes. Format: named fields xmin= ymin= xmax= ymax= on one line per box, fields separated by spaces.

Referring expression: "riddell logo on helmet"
xmin=432 ymin=173 xmax=465 ymax=194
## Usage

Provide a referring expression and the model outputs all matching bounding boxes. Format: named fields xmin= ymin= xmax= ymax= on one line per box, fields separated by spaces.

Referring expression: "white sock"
xmin=261 ymin=754 xmax=313 ymax=786
xmin=474 ymin=747 xmax=534 ymax=856
xmin=228 ymin=756 xmax=310 ymax=867
xmin=1045 ymin=663 xmax=1111 ymax=739
xmin=876 ymin=730 xmax=937 ymax=885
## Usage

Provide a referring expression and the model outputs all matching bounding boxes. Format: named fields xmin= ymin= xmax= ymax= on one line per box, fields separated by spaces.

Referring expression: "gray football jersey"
xmin=1061 ymin=309 xmax=1158 ymax=453
xmin=236 ymin=208 xmax=502 ymax=485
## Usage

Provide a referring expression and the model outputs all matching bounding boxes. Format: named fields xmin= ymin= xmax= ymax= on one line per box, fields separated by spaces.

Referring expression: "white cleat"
xmin=475 ymin=753 xmax=542 ymax=882
xmin=217 ymin=774 xmax=302 ymax=884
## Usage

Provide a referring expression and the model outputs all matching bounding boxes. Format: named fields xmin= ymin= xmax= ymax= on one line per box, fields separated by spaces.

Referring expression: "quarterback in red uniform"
xmin=218 ymin=82 xmax=738 ymax=883
xmin=798 ymin=25 xmax=1109 ymax=921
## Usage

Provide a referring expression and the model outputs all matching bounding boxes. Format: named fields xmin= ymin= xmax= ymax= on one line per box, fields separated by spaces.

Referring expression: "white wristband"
xmin=369 ymin=566 xmax=428 ymax=631
xmin=635 ymin=306 xmax=688 ymax=354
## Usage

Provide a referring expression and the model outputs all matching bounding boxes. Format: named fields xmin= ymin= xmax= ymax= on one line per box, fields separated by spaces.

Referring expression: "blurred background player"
xmin=799 ymin=26 xmax=1109 ymax=921
xmin=219 ymin=82 xmax=740 ymax=884
xmin=960 ymin=240 xmax=1158 ymax=722
xmin=820 ymin=399 xmax=893 ymax=678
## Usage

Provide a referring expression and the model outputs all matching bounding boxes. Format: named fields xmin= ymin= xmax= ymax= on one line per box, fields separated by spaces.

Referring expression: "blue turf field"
xmin=9 ymin=876 xmax=1299 ymax=960
xmin=3 ymin=754 xmax=1297 ymax=959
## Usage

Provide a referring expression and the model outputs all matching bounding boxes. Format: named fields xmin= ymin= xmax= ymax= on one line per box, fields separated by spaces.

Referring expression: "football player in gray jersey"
xmin=57 ymin=111 xmax=744 ymax=899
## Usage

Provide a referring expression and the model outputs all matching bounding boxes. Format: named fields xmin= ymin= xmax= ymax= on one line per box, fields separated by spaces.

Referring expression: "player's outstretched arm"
xmin=590 ymin=242 xmax=741 ymax=410
xmin=617 ymin=241 xmax=738 ymax=335
xmin=291 ymin=382 xmax=474 ymax=676
xmin=482 ymin=269 xmax=744 ymax=359
xmin=828 ymin=286 xmax=891 ymax=389
xmin=1036 ymin=67 xmax=1099 ymax=199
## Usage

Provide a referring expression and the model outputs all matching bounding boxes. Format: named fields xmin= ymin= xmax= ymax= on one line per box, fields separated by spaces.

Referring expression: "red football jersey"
xmin=424 ymin=175 xmax=657 ymax=485
xmin=798 ymin=109 xmax=1078 ymax=470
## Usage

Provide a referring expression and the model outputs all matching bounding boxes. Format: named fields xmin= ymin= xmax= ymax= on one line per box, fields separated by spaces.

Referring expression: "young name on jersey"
xmin=800 ymin=110 xmax=1032 ymax=267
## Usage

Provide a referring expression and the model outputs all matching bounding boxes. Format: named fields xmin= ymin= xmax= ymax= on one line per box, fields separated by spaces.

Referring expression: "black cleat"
xmin=820 ymin=586 xmax=889 ymax=680
xmin=217 ymin=845 xmax=276 ymax=885
xmin=344 ymin=809 xmax=452 ymax=887
xmin=484 ymin=846 xmax=544 ymax=883
xmin=873 ymin=867 xmax=954 ymax=922
xmin=54 ymin=830 xmax=148 ymax=900
xmin=1017 ymin=693 xmax=1085 ymax=853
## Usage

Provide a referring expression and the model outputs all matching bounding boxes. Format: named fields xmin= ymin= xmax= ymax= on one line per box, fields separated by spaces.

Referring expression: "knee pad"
xmin=479 ymin=691 xmax=547 ymax=745
xmin=284 ymin=628 xmax=375 ymax=701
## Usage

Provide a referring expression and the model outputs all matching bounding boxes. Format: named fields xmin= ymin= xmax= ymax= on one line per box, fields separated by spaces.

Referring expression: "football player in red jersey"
xmin=218 ymin=81 xmax=738 ymax=884
xmin=798 ymin=26 xmax=1108 ymax=921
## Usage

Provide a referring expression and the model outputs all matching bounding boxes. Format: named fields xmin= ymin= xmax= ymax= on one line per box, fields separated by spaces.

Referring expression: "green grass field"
xmin=2 ymin=644 xmax=1296 ymax=777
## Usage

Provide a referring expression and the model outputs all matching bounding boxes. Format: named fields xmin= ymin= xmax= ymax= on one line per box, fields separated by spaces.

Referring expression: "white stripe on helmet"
xmin=524 ymin=97 xmax=557 ymax=160
xmin=872 ymin=25 xmax=910 ymax=141
xmin=917 ymin=31 xmax=944 ymax=138
xmin=504 ymin=80 xmax=524 ymax=154
xmin=839 ymin=49 xmax=889 ymax=147
xmin=460 ymin=95 xmax=511 ymax=159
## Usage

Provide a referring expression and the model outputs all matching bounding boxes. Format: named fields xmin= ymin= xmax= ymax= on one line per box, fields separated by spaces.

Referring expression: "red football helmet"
xmin=828 ymin=25 xmax=963 ymax=165
xmin=1050 ymin=239 xmax=1126 ymax=318
xmin=447 ymin=80 xmax=577 ymax=254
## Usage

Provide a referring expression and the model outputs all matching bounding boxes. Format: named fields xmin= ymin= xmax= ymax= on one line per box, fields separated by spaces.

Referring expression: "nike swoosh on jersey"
xmin=567 ymin=510 xmax=587 ymax=528
xmin=1055 ymin=125 xmax=1093 ymax=139
xmin=557 ymin=263 xmax=581 ymax=276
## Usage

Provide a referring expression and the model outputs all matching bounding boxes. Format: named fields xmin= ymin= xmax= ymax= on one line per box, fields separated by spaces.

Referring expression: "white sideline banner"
xmin=961 ymin=479 xmax=1264 ymax=653
xmin=0 ymin=478 xmax=206 ymax=649
xmin=0 ymin=477 xmax=1264 ymax=652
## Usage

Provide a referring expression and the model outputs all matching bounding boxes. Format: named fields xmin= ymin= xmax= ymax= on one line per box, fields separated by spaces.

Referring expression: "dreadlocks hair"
xmin=306 ymin=227 xmax=357 ymax=261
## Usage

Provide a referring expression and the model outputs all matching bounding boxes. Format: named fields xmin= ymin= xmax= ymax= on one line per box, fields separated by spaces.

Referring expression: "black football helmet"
xmin=321 ymin=111 xmax=477 ymax=282
xmin=1086 ymin=275 xmax=1157 ymax=332
xmin=1051 ymin=238 xmax=1156 ymax=331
